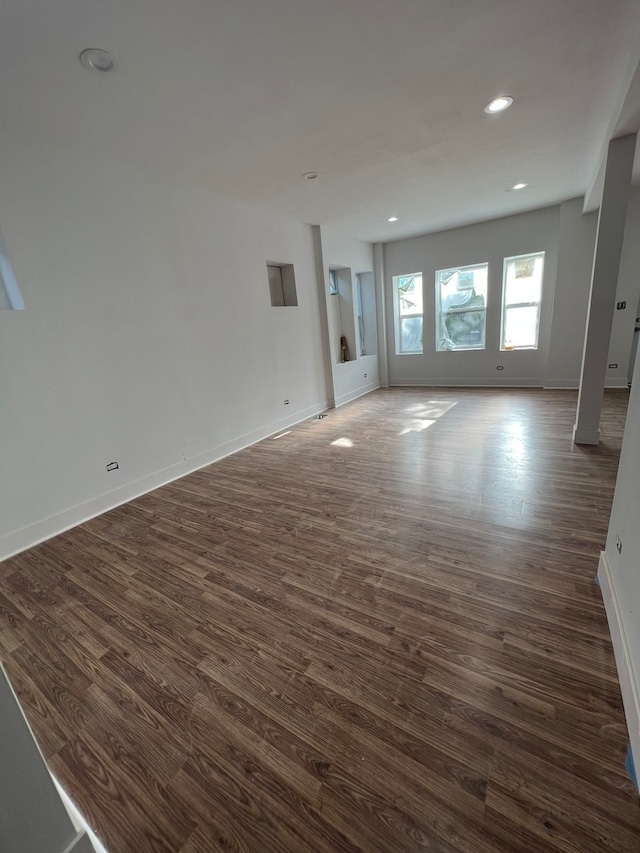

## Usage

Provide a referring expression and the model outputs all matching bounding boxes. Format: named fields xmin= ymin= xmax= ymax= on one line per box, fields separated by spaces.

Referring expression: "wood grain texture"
xmin=1 ymin=388 xmax=638 ymax=852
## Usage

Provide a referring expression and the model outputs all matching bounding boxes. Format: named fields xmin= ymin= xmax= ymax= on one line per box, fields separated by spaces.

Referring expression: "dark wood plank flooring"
xmin=1 ymin=388 xmax=639 ymax=852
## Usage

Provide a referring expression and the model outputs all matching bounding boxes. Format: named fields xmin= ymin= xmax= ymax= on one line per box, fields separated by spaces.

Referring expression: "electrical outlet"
xmin=608 ymin=363 xmax=618 ymax=369
xmin=496 ymin=365 xmax=504 ymax=370
xmin=616 ymin=534 xmax=622 ymax=554
xmin=617 ymin=301 xmax=627 ymax=310
xmin=106 ymin=461 xmax=119 ymax=472
xmin=364 ymin=373 xmax=367 ymax=378
xmin=283 ymin=399 xmax=289 ymax=405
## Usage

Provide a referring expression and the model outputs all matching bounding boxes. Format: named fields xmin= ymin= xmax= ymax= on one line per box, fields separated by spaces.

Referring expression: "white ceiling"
xmin=2 ymin=0 xmax=640 ymax=242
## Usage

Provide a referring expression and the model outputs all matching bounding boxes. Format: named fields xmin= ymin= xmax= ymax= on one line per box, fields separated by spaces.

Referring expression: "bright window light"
xmin=500 ymin=252 xmax=545 ymax=350
xmin=331 ymin=437 xmax=353 ymax=448
xmin=400 ymin=419 xmax=436 ymax=435
xmin=392 ymin=273 xmax=423 ymax=354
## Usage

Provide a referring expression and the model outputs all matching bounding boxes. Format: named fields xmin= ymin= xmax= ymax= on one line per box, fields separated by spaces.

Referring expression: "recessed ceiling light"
xmin=484 ymin=95 xmax=513 ymax=114
xmin=301 ymin=171 xmax=319 ymax=180
xmin=388 ymin=216 xmax=399 ymax=222
xmin=79 ymin=48 xmax=115 ymax=72
xmin=511 ymin=182 xmax=529 ymax=190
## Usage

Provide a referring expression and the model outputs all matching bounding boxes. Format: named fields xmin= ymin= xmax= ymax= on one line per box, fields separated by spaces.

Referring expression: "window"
xmin=436 ymin=263 xmax=487 ymax=351
xmin=0 ymin=227 xmax=24 ymax=310
xmin=393 ymin=273 xmax=423 ymax=354
xmin=500 ymin=252 xmax=544 ymax=350
xmin=355 ymin=274 xmax=364 ymax=356
xmin=267 ymin=263 xmax=298 ymax=306
xmin=356 ymin=271 xmax=376 ymax=356
xmin=329 ymin=269 xmax=338 ymax=295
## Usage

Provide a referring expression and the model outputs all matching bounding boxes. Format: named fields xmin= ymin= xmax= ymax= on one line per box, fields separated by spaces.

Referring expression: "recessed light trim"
xmin=301 ymin=171 xmax=319 ymax=180
xmin=387 ymin=216 xmax=399 ymax=222
xmin=79 ymin=48 xmax=115 ymax=72
xmin=484 ymin=95 xmax=513 ymax=114
xmin=511 ymin=182 xmax=529 ymax=191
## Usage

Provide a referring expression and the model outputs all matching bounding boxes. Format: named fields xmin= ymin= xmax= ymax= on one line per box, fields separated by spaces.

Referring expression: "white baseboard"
xmin=389 ymin=378 xmax=542 ymax=388
xmin=0 ymin=400 xmax=330 ymax=562
xmin=54 ymin=778 xmax=109 ymax=853
xmin=605 ymin=378 xmax=630 ymax=389
xmin=573 ymin=425 xmax=601 ymax=445
xmin=335 ymin=381 xmax=380 ymax=407
xmin=598 ymin=551 xmax=640 ymax=778
xmin=544 ymin=379 xmax=579 ymax=389
xmin=544 ymin=380 xmax=628 ymax=390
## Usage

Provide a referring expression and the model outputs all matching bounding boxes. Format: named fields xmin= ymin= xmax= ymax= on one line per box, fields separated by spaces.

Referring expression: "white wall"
xmin=608 ymin=189 xmax=640 ymax=386
xmin=0 ymin=663 xmax=97 ymax=852
xmin=546 ymin=200 xmax=598 ymax=387
xmin=319 ymin=227 xmax=379 ymax=406
xmin=0 ymin=140 xmax=329 ymax=559
xmin=599 ymin=345 xmax=640 ymax=773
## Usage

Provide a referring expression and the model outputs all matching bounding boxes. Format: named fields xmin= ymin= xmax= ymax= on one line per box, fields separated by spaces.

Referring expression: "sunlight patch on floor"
xmin=400 ymin=400 xmax=457 ymax=434
xmin=331 ymin=437 xmax=354 ymax=448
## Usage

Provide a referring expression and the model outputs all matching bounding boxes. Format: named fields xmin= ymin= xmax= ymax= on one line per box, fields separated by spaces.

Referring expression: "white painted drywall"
xmin=601 ymin=343 xmax=640 ymax=769
xmin=608 ymin=188 xmax=640 ymax=386
xmin=0 ymin=140 xmax=329 ymax=559
xmin=319 ymin=227 xmax=380 ymax=406
xmin=546 ymin=200 xmax=598 ymax=387
xmin=574 ymin=134 xmax=637 ymax=444
xmin=384 ymin=205 xmax=561 ymax=386
xmin=0 ymin=664 xmax=89 ymax=853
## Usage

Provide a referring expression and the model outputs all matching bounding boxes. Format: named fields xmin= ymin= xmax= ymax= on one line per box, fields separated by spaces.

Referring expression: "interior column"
xmin=574 ymin=134 xmax=637 ymax=445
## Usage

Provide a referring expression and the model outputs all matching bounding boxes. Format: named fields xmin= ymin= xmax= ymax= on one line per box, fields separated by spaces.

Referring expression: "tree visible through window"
xmin=436 ymin=263 xmax=488 ymax=351
xmin=393 ymin=273 xmax=423 ymax=354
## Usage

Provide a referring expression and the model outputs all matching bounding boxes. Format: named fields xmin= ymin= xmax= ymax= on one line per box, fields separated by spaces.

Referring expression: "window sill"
xmin=436 ymin=346 xmax=486 ymax=353
xmin=500 ymin=346 xmax=539 ymax=352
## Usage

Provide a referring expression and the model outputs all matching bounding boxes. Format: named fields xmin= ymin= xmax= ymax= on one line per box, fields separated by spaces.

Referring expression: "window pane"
xmin=400 ymin=316 xmax=423 ymax=353
xmin=436 ymin=263 xmax=487 ymax=351
xmin=441 ymin=310 xmax=485 ymax=350
xmin=503 ymin=305 xmax=539 ymax=349
xmin=355 ymin=275 xmax=364 ymax=356
xmin=501 ymin=252 xmax=544 ymax=350
xmin=393 ymin=273 xmax=423 ymax=354
xmin=397 ymin=274 xmax=423 ymax=316
xmin=504 ymin=254 xmax=543 ymax=306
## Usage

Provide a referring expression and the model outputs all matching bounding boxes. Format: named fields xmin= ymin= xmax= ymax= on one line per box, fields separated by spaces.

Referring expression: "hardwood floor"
xmin=1 ymin=388 xmax=639 ymax=852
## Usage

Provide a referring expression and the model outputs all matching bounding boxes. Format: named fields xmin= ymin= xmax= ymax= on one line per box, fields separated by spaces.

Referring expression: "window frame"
xmin=392 ymin=272 xmax=423 ymax=355
xmin=435 ymin=261 xmax=488 ymax=352
xmin=500 ymin=252 xmax=545 ymax=351
xmin=355 ymin=273 xmax=365 ymax=356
